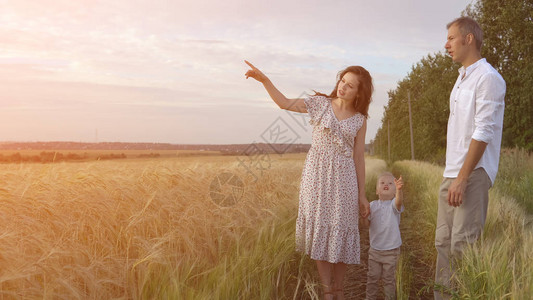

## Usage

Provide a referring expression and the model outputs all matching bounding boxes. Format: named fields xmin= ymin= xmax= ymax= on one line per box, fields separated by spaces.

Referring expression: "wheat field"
xmin=0 ymin=153 xmax=390 ymax=299
xmin=3 ymin=150 xmax=528 ymax=299
xmin=0 ymin=155 xmax=282 ymax=298
xmin=0 ymin=153 xmax=386 ymax=299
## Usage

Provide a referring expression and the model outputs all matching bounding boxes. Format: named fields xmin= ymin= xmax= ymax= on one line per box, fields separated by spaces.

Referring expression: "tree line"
xmin=372 ymin=0 xmax=532 ymax=163
xmin=0 ymin=152 xmax=128 ymax=163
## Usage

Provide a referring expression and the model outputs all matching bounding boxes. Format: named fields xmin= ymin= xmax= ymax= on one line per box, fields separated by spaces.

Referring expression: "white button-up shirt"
xmin=443 ymin=58 xmax=506 ymax=184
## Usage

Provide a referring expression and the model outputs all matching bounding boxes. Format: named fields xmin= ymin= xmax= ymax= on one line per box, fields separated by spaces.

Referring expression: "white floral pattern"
xmin=295 ymin=95 xmax=365 ymax=264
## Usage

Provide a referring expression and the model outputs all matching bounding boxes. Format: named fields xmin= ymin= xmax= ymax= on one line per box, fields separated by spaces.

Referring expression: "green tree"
xmin=372 ymin=53 xmax=458 ymax=164
xmin=466 ymin=0 xmax=533 ymax=150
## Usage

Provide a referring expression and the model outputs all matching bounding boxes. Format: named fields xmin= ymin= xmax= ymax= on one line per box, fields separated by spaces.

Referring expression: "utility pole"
xmin=387 ymin=119 xmax=391 ymax=161
xmin=408 ymin=90 xmax=415 ymax=160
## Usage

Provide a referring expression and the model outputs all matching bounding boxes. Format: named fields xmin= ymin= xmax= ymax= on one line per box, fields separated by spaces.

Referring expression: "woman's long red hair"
xmin=314 ymin=66 xmax=373 ymax=118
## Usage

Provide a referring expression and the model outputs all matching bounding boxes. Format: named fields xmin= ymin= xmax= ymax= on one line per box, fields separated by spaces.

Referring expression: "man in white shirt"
xmin=434 ymin=16 xmax=506 ymax=299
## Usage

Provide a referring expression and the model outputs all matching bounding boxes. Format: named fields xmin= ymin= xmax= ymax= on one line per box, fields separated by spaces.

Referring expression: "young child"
xmin=365 ymin=172 xmax=404 ymax=300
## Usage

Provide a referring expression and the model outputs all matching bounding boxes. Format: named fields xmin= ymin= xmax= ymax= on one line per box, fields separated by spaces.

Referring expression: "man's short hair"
xmin=447 ymin=16 xmax=483 ymax=51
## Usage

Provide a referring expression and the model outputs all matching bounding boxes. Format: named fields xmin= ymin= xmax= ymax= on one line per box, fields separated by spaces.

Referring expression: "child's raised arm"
xmin=394 ymin=175 xmax=403 ymax=211
xmin=244 ymin=60 xmax=307 ymax=113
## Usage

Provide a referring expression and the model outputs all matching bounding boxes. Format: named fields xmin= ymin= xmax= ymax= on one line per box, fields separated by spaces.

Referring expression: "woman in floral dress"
xmin=245 ymin=60 xmax=373 ymax=300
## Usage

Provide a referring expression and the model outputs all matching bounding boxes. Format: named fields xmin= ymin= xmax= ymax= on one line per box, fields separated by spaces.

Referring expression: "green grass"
xmin=493 ymin=148 xmax=533 ymax=213
xmin=455 ymin=149 xmax=533 ymax=298
xmin=452 ymin=188 xmax=533 ymax=299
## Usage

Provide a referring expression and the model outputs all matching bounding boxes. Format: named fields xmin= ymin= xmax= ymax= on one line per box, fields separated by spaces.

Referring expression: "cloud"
xmin=0 ymin=0 xmax=472 ymax=143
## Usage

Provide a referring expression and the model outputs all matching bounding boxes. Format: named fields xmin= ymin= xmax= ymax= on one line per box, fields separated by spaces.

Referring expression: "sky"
xmin=0 ymin=0 xmax=474 ymax=145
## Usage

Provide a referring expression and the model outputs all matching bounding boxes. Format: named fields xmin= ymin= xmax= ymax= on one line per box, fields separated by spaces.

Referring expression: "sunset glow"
xmin=1 ymin=0 xmax=472 ymax=144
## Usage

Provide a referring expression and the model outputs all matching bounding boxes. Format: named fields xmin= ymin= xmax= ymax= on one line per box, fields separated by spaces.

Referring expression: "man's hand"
xmin=447 ymin=178 xmax=467 ymax=207
xmin=447 ymin=139 xmax=487 ymax=207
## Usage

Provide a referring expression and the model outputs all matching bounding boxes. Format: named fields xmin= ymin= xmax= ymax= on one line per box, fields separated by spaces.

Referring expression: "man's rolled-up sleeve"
xmin=472 ymin=73 xmax=506 ymax=143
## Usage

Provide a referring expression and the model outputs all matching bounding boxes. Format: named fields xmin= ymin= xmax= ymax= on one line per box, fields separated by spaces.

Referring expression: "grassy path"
xmin=392 ymin=161 xmax=442 ymax=299
xmin=341 ymin=160 xmax=439 ymax=300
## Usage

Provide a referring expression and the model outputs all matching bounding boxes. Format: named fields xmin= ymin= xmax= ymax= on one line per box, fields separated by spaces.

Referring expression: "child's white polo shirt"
xmin=368 ymin=198 xmax=404 ymax=251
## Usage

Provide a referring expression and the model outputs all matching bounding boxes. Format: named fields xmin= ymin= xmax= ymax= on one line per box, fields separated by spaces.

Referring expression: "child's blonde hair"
xmin=377 ymin=171 xmax=395 ymax=180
